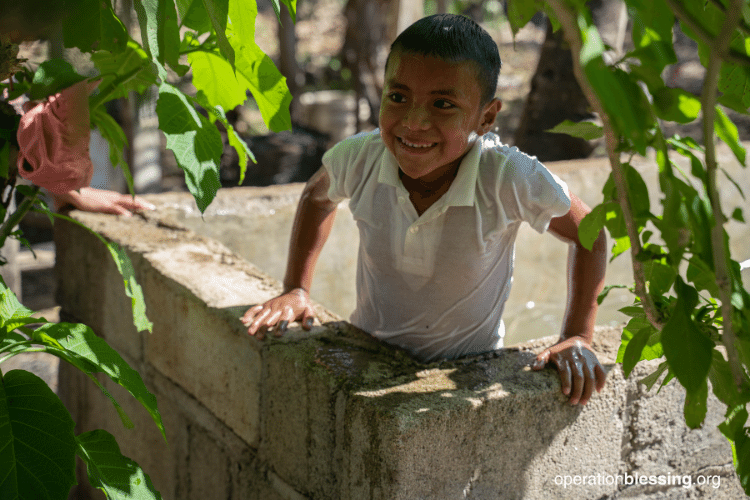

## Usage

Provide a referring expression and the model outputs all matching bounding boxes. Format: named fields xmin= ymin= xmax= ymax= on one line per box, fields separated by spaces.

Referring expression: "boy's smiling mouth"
xmin=398 ymin=137 xmax=437 ymax=149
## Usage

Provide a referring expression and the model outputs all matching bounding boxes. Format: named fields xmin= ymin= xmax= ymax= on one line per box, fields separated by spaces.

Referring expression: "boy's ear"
xmin=478 ymin=98 xmax=502 ymax=135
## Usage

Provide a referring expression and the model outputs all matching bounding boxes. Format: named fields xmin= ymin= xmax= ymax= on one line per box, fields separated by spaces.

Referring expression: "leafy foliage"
xmin=508 ymin=0 xmax=750 ymax=492
xmin=0 ymin=1 xmax=296 ymax=498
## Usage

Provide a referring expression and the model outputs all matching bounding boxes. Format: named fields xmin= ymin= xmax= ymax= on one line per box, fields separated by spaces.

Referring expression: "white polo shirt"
xmin=323 ymin=130 xmax=570 ymax=362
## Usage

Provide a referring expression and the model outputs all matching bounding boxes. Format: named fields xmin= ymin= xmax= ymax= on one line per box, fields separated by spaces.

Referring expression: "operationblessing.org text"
xmin=554 ymin=472 xmax=721 ymax=489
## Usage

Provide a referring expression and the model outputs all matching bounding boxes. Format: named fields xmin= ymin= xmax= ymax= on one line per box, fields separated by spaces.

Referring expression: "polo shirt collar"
xmin=378 ymin=135 xmax=481 ymax=209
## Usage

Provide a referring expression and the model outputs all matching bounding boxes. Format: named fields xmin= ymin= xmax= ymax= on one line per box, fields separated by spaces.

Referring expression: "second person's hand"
xmin=241 ymin=288 xmax=316 ymax=340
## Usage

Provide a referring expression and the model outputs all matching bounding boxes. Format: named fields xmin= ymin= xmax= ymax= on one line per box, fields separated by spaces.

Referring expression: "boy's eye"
xmin=434 ymin=99 xmax=454 ymax=109
xmin=388 ymin=92 xmax=406 ymax=103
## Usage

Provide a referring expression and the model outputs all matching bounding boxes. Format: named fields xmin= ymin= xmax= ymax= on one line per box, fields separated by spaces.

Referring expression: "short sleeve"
xmin=499 ymin=148 xmax=571 ymax=234
xmin=322 ymin=130 xmax=381 ymax=203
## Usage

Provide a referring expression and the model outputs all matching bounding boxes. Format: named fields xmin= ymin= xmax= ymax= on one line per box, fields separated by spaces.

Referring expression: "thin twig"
xmin=700 ymin=0 xmax=745 ymax=389
xmin=0 ymin=184 xmax=39 ymax=248
xmin=545 ymin=0 xmax=664 ymax=330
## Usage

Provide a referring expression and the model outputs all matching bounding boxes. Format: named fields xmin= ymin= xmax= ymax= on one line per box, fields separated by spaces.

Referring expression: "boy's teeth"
xmin=401 ymin=138 xmax=434 ymax=148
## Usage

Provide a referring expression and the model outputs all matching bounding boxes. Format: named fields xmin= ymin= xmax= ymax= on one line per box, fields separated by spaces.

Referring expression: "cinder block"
xmin=187 ymin=427 xmax=231 ymax=500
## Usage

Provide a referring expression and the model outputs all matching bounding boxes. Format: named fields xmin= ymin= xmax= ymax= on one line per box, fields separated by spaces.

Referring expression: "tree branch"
xmin=700 ymin=0 xmax=745 ymax=389
xmin=545 ymin=0 xmax=664 ymax=330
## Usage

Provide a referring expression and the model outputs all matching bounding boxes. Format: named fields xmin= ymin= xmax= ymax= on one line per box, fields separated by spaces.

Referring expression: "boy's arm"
xmin=532 ymin=192 xmax=608 ymax=406
xmin=242 ymin=166 xmax=338 ymax=339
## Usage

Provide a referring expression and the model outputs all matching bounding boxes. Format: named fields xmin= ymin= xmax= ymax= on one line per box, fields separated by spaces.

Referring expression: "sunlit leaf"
xmin=31 ymin=322 xmax=165 ymax=440
xmin=715 ymin=106 xmax=746 ymax=167
xmin=133 ymin=0 xmax=182 ymax=70
xmin=77 ymin=430 xmax=163 ymax=499
xmin=546 ymin=119 xmax=604 ymax=140
xmin=90 ymin=41 xmax=159 ymax=100
xmin=506 ymin=0 xmax=543 ymax=36
xmin=653 ymin=87 xmax=701 ymax=123
xmin=91 ymin=108 xmax=135 ymax=196
xmin=156 ymin=83 xmax=223 ymax=212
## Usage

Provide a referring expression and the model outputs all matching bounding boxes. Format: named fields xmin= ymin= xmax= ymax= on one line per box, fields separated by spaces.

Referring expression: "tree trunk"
xmin=513 ymin=0 xmax=627 ymax=161
xmin=512 ymin=19 xmax=594 ymax=161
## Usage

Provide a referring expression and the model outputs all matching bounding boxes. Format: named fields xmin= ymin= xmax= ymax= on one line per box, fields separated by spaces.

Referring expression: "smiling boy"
xmin=242 ymin=14 xmax=607 ymax=406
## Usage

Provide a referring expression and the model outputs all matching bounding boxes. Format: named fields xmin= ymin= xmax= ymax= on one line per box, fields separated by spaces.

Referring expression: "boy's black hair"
xmin=387 ymin=14 xmax=501 ymax=105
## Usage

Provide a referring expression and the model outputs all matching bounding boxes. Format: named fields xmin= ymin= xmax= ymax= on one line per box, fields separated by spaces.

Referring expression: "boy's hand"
xmin=241 ymin=288 xmax=316 ymax=340
xmin=531 ymin=337 xmax=606 ymax=406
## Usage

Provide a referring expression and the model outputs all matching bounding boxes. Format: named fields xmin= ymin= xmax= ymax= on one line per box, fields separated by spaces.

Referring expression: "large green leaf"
xmin=661 ymin=279 xmax=714 ymax=393
xmin=0 ymin=370 xmax=77 ymax=500
xmin=227 ymin=0 xmax=292 ymax=132
xmin=63 ymin=0 xmax=128 ymax=53
xmin=76 ymin=430 xmax=163 ymax=500
xmin=31 ymin=322 xmax=165 ymax=441
xmin=193 ymin=91 xmax=255 ymax=184
xmin=201 ymin=0 xmax=234 ymax=69
xmin=90 ymin=41 xmax=159 ymax=101
xmin=28 ymin=60 xmax=86 ymax=101
xmin=176 ymin=0 xmax=212 ymax=32
xmin=133 ymin=0 xmax=182 ymax=70
xmin=188 ymin=49 xmax=249 ymax=112
xmin=156 ymin=84 xmax=223 ymax=212
xmin=578 ymin=202 xmax=607 ymax=251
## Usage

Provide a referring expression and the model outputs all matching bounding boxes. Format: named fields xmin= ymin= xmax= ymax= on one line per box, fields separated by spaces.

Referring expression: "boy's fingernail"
xmin=277 ymin=320 xmax=289 ymax=335
xmin=304 ymin=318 xmax=314 ymax=328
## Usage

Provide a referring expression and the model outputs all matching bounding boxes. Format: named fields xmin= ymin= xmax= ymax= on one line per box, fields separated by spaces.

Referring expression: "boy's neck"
xmin=399 ymin=163 xmax=460 ymax=216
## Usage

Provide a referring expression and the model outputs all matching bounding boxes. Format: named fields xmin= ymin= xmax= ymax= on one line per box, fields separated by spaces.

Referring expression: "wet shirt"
xmin=322 ymin=130 xmax=570 ymax=362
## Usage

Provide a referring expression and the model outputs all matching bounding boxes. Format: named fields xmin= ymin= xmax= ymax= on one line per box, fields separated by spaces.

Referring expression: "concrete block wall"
xmin=55 ymin=199 xmax=743 ymax=499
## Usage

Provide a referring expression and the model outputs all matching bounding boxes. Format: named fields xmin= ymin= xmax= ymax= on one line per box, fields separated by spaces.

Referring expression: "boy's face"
xmin=379 ymin=51 xmax=501 ymax=182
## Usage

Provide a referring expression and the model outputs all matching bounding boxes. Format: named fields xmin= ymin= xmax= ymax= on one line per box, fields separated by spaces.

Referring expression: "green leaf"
xmin=107 ymin=243 xmax=152 ymax=333
xmin=0 ymin=370 xmax=77 ymax=500
xmin=622 ymin=325 xmax=657 ymax=377
xmin=597 ymin=284 xmax=629 ymax=305
xmin=506 ymin=0 xmax=543 ymax=36
xmin=133 ymin=0 xmax=183 ymax=69
xmin=91 ymin=41 xmax=159 ymax=101
xmin=226 ymin=1 xmax=292 ymax=132
xmin=188 ymin=49 xmax=249 ymax=112
xmin=687 ymin=255 xmax=720 ymax=296
xmin=201 ymin=0 xmax=234 ymax=69
xmin=642 ymin=259 xmax=675 ymax=297
xmin=653 ymin=87 xmax=701 ymax=124
xmin=684 ymin=379 xmax=708 ymax=429
xmin=31 ymin=322 xmax=165 ymax=440
xmin=0 ymin=288 xmax=34 ymax=330
xmin=616 ymin=315 xmax=649 ymax=363
xmin=732 ymin=207 xmax=745 ymax=223
xmin=28 ymin=60 xmax=87 ymax=101
xmin=734 ymin=428 xmax=750 ymax=494
xmin=546 ymin=119 xmax=604 ymax=141
xmin=715 ymin=106 xmax=746 ymax=167
xmin=281 ymin=0 xmax=298 ymax=23
xmin=63 ymin=0 xmax=129 ymax=53
xmin=76 ymin=430 xmax=163 ymax=500
xmin=176 ymin=0 xmax=212 ymax=32
xmin=626 ymin=0 xmax=676 ymax=73
xmin=662 ymin=278 xmax=714 ymax=393
xmin=156 ymin=83 xmax=223 ymax=212
xmin=193 ymin=91 xmax=255 ymax=183
xmin=719 ymin=405 xmax=748 ymax=442
xmin=578 ymin=203 xmax=606 ymax=251
xmin=710 ymin=352 xmax=750 ymax=408
xmin=639 ymin=361 xmax=668 ymax=391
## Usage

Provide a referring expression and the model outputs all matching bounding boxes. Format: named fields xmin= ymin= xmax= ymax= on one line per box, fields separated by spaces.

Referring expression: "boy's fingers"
xmin=557 ymin=358 xmax=572 ymax=396
xmin=531 ymin=350 xmax=549 ymax=370
xmin=275 ymin=307 xmax=296 ymax=336
xmin=568 ymin=352 xmax=585 ymax=405
xmin=301 ymin=306 xmax=316 ymax=330
xmin=578 ymin=362 xmax=597 ymax=406
xmin=595 ymin=364 xmax=607 ymax=392
xmin=242 ymin=304 xmax=263 ymax=324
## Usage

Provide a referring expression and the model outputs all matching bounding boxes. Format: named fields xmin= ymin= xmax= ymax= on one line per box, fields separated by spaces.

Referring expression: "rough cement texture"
xmin=53 ymin=197 xmax=744 ymax=499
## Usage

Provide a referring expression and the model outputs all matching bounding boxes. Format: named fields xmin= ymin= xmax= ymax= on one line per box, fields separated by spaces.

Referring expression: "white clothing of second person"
xmin=322 ymin=130 xmax=570 ymax=362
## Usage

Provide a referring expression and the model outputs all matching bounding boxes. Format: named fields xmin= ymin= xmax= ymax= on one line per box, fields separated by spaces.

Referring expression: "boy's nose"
xmin=403 ymin=105 xmax=430 ymax=130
